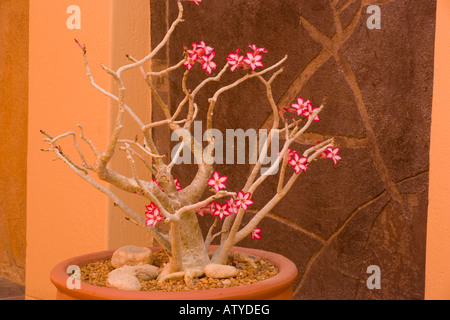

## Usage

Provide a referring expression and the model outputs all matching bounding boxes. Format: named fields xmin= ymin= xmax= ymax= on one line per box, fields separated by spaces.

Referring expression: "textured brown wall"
xmin=151 ymin=0 xmax=436 ymax=299
xmin=0 ymin=0 xmax=29 ymax=285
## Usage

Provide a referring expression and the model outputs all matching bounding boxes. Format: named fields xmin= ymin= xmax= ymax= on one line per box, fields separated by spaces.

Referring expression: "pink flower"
xmin=236 ymin=191 xmax=254 ymax=210
xmin=145 ymin=202 xmax=158 ymax=213
xmin=196 ymin=207 xmax=206 ymax=217
xmin=243 ymin=52 xmax=263 ymax=71
xmin=226 ymin=48 xmax=244 ymax=72
xmin=202 ymin=52 xmax=217 ymax=75
xmin=213 ymin=203 xmax=230 ymax=220
xmin=290 ymin=97 xmax=312 ymax=116
xmin=326 ymin=147 xmax=342 ymax=165
xmin=174 ymin=178 xmax=183 ymax=191
xmin=184 ymin=53 xmax=198 ymax=70
xmin=184 ymin=41 xmax=214 ymax=72
xmin=288 ymin=153 xmax=308 ymax=174
xmin=197 ymin=41 xmax=214 ymax=56
xmin=248 ymin=44 xmax=268 ymax=54
xmin=190 ymin=0 xmax=202 ymax=5
xmin=303 ymin=103 xmax=320 ymax=122
xmin=227 ymin=197 xmax=239 ymax=215
xmin=207 ymin=171 xmax=227 ymax=192
xmin=251 ymin=228 xmax=262 ymax=240
xmin=186 ymin=42 xmax=198 ymax=55
xmin=277 ymin=148 xmax=297 ymax=162
xmin=145 ymin=203 xmax=163 ymax=226
xmin=196 ymin=202 xmax=215 ymax=217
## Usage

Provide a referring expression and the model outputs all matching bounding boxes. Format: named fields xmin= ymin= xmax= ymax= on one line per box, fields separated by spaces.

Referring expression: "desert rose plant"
xmin=41 ymin=0 xmax=341 ymax=284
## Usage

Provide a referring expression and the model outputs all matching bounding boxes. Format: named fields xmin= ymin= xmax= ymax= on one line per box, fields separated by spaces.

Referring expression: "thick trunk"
xmin=172 ymin=210 xmax=210 ymax=271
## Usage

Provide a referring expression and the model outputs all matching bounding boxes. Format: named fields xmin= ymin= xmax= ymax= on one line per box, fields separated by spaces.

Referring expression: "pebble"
xmin=110 ymin=245 xmax=152 ymax=268
xmin=222 ymin=279 xmax=232 ymax=287
xmin=106 ymin=264 xmax=159 ymax=291
xmin=204 ymin=263 xmax=238 ymax=279
xmin=107 ymin=267 xmax=141 ymax=291
xmin=82 ymin=250 xmax=279 ymax=292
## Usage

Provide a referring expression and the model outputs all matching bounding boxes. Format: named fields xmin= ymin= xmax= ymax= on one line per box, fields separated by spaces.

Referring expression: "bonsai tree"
xmin=41 ymin=0 xmax=341 ymax=284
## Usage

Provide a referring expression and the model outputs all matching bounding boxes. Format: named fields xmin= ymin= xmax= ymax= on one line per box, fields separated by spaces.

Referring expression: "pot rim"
xmin=50 ymin=245 xmax=298 ymax=300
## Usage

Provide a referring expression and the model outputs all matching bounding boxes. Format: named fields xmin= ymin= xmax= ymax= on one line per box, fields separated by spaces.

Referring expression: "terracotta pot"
xmin=50 ymin=245 xmax=298 ymax=300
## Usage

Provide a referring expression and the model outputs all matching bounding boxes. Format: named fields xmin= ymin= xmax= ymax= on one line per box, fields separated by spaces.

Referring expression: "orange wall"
xmin=425 ymin=0 xmax=450 ymax=300
xmin=107 ymin=0 xmax=153 ymax=249
xmin=26 ymin=0 xmax=111 ymax=300
xmin=0 ymin=0 xmax=28 ymax=285
xmin=26 ymin=0 xmax=151 ymax=300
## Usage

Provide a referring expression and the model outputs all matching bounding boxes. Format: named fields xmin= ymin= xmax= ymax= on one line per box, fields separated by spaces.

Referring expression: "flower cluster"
xmin=284 ymin=97 xmax=321 ymax=122
xmin=278 ymin=149 xmax=308 ymax=174
xmin=184 ymin=41 xmax=217 ymax=74
xmin=145 ymin=171 xmax=260 ymax=239
xmin=314 ymin=143 xmax=342 ymax=165
xmin=227 ymin=44 xmax=268 ymax=72
xmin=201 ymin=192 xmax=255 ymax=229
xmin=183 ymin=42 xmax=268 ymax=74
xmin=198 ymin=171 xmax=260 ymax=239
xmin=145 ymin=202 xmax=163 ymax=227
xmin=280 ymin=144 xmax=341 ymax=176
xmin=288 ymin=150 xmax=309 ymax=174
xmin=203 ymin=172 xmax=254 ymax=220
xmin=144 ymin=178 xmax=184 ymax=225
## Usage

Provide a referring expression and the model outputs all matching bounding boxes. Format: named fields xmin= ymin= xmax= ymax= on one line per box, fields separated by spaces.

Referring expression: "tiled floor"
xmin=0 ymin=278 xmax=25 ymax=300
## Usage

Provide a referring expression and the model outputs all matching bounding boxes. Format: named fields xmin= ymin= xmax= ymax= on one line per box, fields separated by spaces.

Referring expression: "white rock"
xmin=204 ymin=263 xmax=238 ymax=279
xmin=110 ymin=245 xmax=152 ymax=268
xmin=106 ymin=267 xmax=141 ymax=291
xmin=106 ymin=264 xmax=159 ymax=291
xmin=133 ymin=265 xmax=160 ymax=281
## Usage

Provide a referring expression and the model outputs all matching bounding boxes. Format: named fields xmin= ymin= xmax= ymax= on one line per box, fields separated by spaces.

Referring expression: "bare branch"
xmin=42 ymin=130 xmax=93 ymax=171
xmin=124 ymin=148 xmax=179 ymax=223
xmin=77 ymin=124 xmax=100 ymax=157
xmin=119 ymin=143 xmax=156 ymax=176
xmin=146 ymin=58 xmax=186 ymax=77
xmin=206 ymin=56 xmax=288 ymax=145
xmin=118 ymin=139 xmax=165 ymax=159
xmin=116 ymin=1 xmax=185 ymax=78
xmin=174 ymin=190 xmax=236 ymax=218
xmin=43 ymin=131 xmax=171 ymax=252
xmin=204 ymin=217 xmax=220 ymax=248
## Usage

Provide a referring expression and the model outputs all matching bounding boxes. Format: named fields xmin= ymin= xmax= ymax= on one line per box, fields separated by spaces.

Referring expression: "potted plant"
xmin=44 ymin=0 xmax=341 ymax=300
